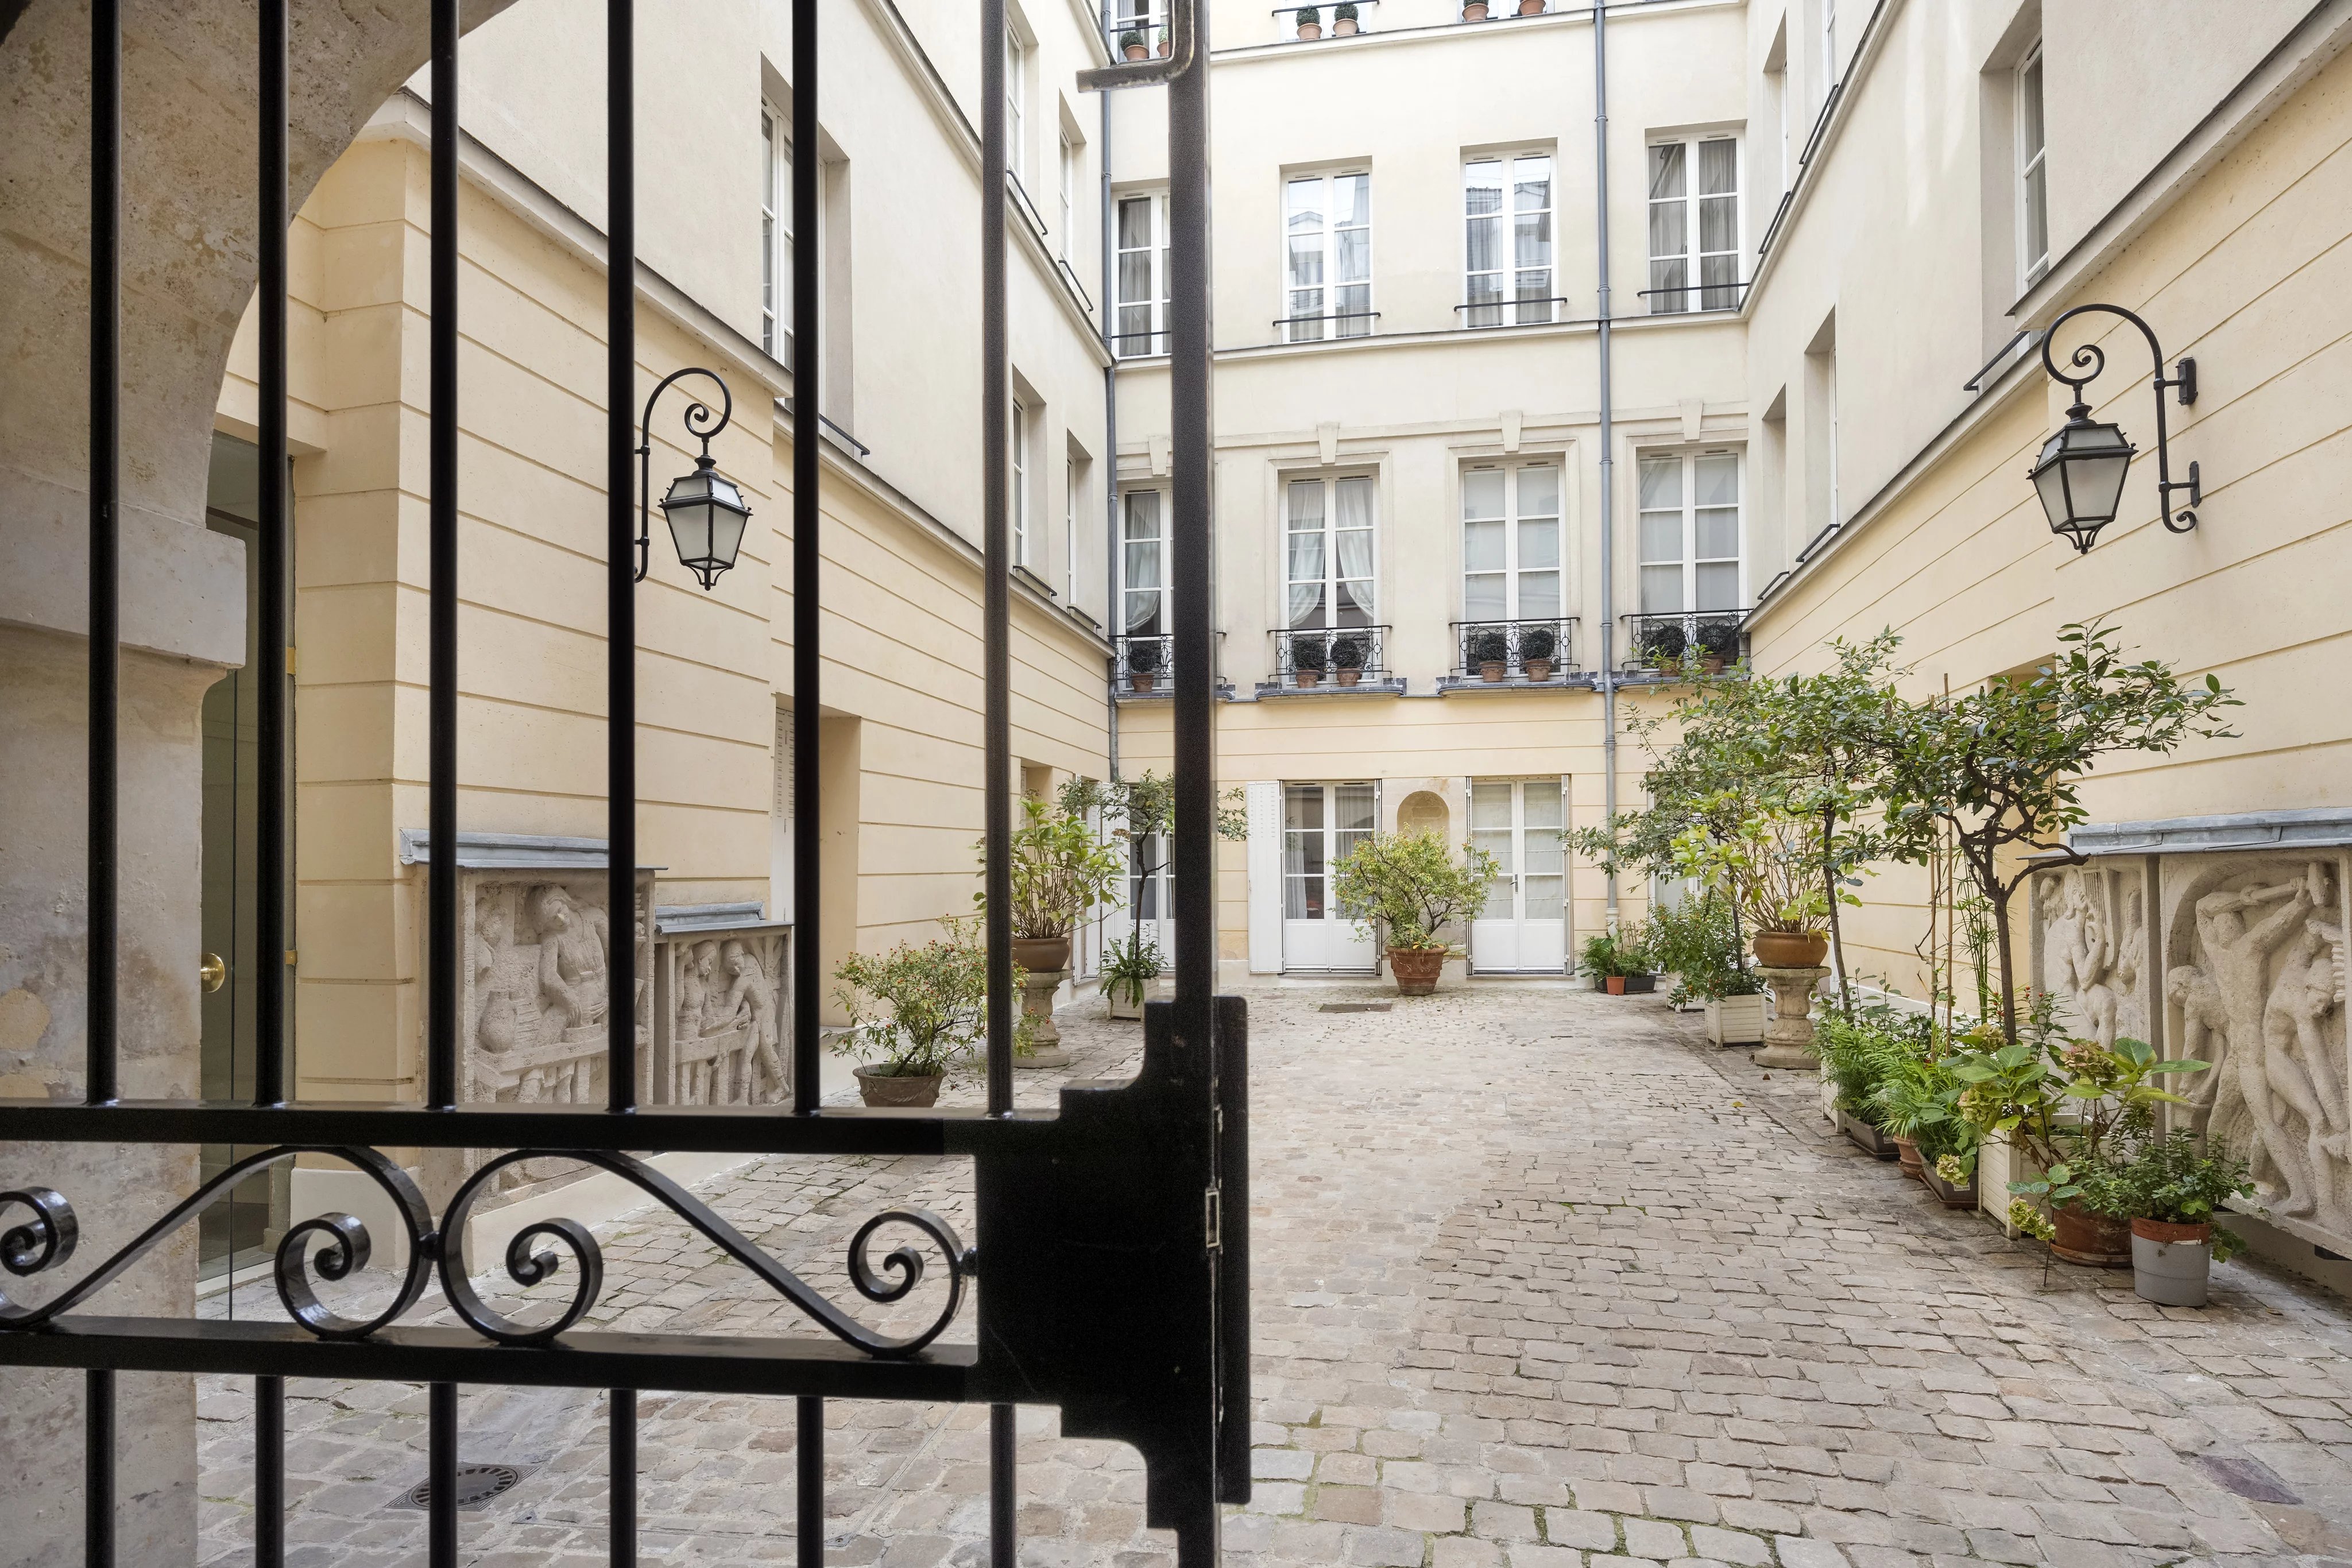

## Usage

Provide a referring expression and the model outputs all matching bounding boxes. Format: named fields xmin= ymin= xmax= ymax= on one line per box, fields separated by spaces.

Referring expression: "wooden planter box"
xmin=1704 ymin=993 xmax=1765 ymax=1045
xmin=1921 ymin=1162 xmax=1979 ymax=1209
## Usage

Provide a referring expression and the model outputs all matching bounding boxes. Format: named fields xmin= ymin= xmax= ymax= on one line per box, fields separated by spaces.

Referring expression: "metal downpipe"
xmin=1593 ymin=0 xmax=1620 ymax=930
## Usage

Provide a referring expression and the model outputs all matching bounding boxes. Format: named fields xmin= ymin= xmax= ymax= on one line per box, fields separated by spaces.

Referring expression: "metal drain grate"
xmin=1318 ymin=1002 xmax=1392 ymax=1013
xmin=396 ymin=1463 xmax=525 ymax=1511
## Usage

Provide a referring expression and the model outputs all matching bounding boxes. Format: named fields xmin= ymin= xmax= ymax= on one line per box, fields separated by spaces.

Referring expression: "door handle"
xmin=200 ymin=953 xmax=227 ymax=993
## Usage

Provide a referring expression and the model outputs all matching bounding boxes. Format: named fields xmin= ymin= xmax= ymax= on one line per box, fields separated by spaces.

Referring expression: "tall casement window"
xmin=1283 ymin=172 xmax=1372 ymax=343
xmin=1647 ymin=138 xmax=1739 ymax=313
xmin=761 ymin=103 xmax=791 ymax=355
xmin=1011 ymin=397 xmax=1031 ymax=566
xmin=1821 ymin=0 xmax=1837 ymax=89
xmin=1065 ymin=456 xmax=1078 ymax=600
xmin=1058 ymin=134 xmax=1078 ymax=260
xmin=1285 ymin=474 xmax=1375 ymax=629
xmin=1005 ymin=30 xmax=1028 ymax=183
xmin=1637 ymin=451 xmax=1743 ymax=612
xmin=1115 ymin=191 xmax=1171 ymax=357
xmin=2018 ymin=44 xmax=2049 ymax=287
xmin=1461 ymin=462 xmax=1562 ymax=624
xmin=1283 ymin=783 xmax=1376 ymax=921
xmin=1463 ymin=152 xmax=1554 ymax=327
xmin=1121 ymin=489 xmax=1168 ymax=637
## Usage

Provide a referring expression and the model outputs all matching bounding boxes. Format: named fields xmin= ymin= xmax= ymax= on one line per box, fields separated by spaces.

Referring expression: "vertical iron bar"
xmin=427 ymin=0 xmax=460 ymax=1112
xmin=87 ymin=0 xmax=119 ymax=1107
xmin=607 ymin=0 xmax=637 ymax=1111
xmin=1168 ymin=0 xmax=1214 ymax=1040
xmin=609 ymin=1388 xmax=635 ymax=1566
xmin=791 ymin=0 xmax=822 ymax=1114
xmin=255 ymin=1376 xmax=284 ymax=1568
xmin=256 ymin=0 xmax=289 ymax=1106
xmin=1214 ymin=992 xmax=1251 ymax=1505
xmin=981 ymin=0 xmax=1012 ymax=1116
xmin=429 ymin=1382 xmax=458 ymax=1567
xmin=86 ymin=1369 xmax=115 ymax=1567
xmin=989 ymin=1403 xmax=1017 ymax=1568
xmin=795 ymin=1396 xmax=822 ymax=1568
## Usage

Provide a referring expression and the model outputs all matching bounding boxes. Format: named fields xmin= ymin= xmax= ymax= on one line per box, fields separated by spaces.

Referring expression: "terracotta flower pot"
xmin=1011 ymin=935 xmax=1071 ymax=974
xmin=1388 ymin=946 xmax=1445 ymax=995
xmin=1156 ymin=37 xmax=1170 ymax=55
xmin=1752 ymin=930 xmax=1828 ymax=968
xmin=1524 ymin=658 xmax=1552 ymax=680
xmin=1480 ymin=660 xmax=1506 ymax=682
xmin=1518 ymin=0 xmax=1545 ymax=13
xmin=1336 ymin=667 xmax=1362 ymax=686
xmin=1333 ymin=16 xmax=1357 ymax=31
xmin=2131 ymin=1218 xmax=2215 ymax=1306
xmin=1463 ymin=1 xmax=1489 ymax=17
xmin=1891 ymin=1135 xmax=1924 ymax=1182
xmin=1604 ymin=975 xmax=1627 ymax=996
xmin=2051 ymin=1202 xmax=2134 ymax=1268
xmin=1703 ymin=655 xmax=1726 ymax=675
xmin=1129 ymin=668 xmax=1156 ymax=691
xmin=1124 ymin=42 xmax=1147 ymax=59
xmin=1295 ymin=668 xmax=1321 ymax=687
xmin=855 ymin=1066 xmax=943 ymax=1108
xmin=1297 ymin=21 xmax=1321 ymax=38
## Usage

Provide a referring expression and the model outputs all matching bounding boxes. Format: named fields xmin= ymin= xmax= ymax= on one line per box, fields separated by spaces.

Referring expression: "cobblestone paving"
xmin=195 ymin=982 xmax=2352 ymax=1566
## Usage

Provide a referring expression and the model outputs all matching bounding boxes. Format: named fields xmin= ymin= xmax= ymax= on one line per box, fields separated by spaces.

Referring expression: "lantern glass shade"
xmin=2029 ymin=415 xmax=2135 ymax=553
xmin=660 ymin=462 xmax=752 ymax=590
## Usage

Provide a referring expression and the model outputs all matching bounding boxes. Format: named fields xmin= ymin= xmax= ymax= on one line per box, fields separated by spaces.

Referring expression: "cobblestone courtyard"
xmin=195 ymin=981 xmax=2352 ymax=1566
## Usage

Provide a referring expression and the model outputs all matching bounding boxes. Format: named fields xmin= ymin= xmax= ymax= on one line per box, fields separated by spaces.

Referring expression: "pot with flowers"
xmin=1331 ymin=830 xmax=1499 ymax=995
xmin=2095 ymin=1128 xmax=2256 ymax=1306
xmin=832 ymin=917 xmax=1031 ymax=1106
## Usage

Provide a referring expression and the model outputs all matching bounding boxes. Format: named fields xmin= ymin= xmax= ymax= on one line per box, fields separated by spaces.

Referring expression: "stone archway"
xmin=0 ymin=3 xmax=516 ymax=1558
xmin=1397 ymin=788 xmax=1450 ymax=840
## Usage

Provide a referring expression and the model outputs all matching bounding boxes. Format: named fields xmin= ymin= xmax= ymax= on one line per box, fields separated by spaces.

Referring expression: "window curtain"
xmin=1286 ymin=481 xmax=1325 ymax=627
xmin=1334 ymin=477 xmax=1375 ymax=620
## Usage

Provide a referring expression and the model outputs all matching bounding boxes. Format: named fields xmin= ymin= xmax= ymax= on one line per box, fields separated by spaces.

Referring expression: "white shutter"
xmin=1245 ymin=780 xmax=1283 ymax=974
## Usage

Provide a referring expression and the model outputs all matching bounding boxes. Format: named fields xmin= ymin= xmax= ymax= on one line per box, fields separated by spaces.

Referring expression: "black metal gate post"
xmin=3 ymin=4 xmax=1247 ymax=1566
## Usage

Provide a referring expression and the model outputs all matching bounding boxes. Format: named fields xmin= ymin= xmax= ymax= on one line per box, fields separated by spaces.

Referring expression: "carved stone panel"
xmin=652 ymin=909 xmax=791 ymax=1107
xmin=2029 ymin=859 xmax=2156 ymax=1050
xmin=2157 ymin=850 xmax=2350 ymax=1245
xmin=463 ymin=872 xmax=655 ymax=1109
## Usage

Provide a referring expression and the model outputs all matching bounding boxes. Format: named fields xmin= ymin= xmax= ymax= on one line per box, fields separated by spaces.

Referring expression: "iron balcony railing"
xmin=1275 ymin=309 xmax=1378 ymax=343
xmin=1111 ymin=324 xmax=1170 ymax=358
xmin=1116 ymin=633 xmax=1174 ymax=692
xmin=1455 ymin=295 xmax=1571 ymax=328
xmin=1446 ymin=617 xmax=1577 ymax=687
xmin=1639 ymin=278 xmax=1751 ymax=313
xmin=1266 ymin=624 xmax=1394 ymax=692
xmin=1102 ymin=3 xmax=1169 ymax=54
xmin=1620 ymin=609 xmax=1748 ymax=675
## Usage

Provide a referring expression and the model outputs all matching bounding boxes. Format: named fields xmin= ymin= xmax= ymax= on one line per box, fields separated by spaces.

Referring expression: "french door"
xmin=1468 ymin=777 xmax=1568 ymax=974
xmin=1282 ymin=782 xmax=1379 ymax=973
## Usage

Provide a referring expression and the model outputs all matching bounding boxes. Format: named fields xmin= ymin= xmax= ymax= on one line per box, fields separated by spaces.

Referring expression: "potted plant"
xmin=1119 ymin=28 xmax=1147 ymax=60
xmin=1124 ymin=637 xmax=1161 ymax=692
xmin=1949 ymin=999 xmax=2210 ymax=1267
xmin=975 ymin=795 xmax=1126 ymax=979
xmin=831 ymin=917 xmax=1027 ymax=1106
xmin=1519 ymin=623 xmax=1557 ymax=681
xmin=2098 ymin=1129 xmax=2255 ymax=1306
xmin=1332 ymin=1 xmax=1360 ymax=34
xmin=1294 ymin=5 xmax=1321 ymax=40
xmin=1100 ymin=928 xmax=1165 ymax=1020
xmin=1329 ymin=633 xmax=1367 ymax=686
xmin=1290 ymin=634 xmax=1329 ymax=688
xmin=1330 ymin=830 xmax=1499 ymax=996
xmin=1579 ymin=928 xmax=1630 ymax=993
xmin=1672 ymin=802 xmax=1839 ymax=969
xmin=1814 ymin=1008 xmax=1900 ymax=1157
xmin=1471 ymin=628 xmax=1509 ymax=682
xmin=1639 ymin=622 xmax=1686 ymax=675
xmin=1696 ymin=620 xmax=1740 ymax=675
xmin=1155 ymin=24 xmax=1170 ymax=55
xmin=1463 ymin=0 xmax=1490 ymax=18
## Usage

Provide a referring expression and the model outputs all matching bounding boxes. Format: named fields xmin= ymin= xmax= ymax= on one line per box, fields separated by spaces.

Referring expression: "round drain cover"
xmin=404 ymin=1463 xmax=522 ymax=1511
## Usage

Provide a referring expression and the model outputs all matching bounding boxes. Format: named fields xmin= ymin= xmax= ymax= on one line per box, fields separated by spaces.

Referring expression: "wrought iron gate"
xmin=0 ymin=1 xmax=1242 ymax=1564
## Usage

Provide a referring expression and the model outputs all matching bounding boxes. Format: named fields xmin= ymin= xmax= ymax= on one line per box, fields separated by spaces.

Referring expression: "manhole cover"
xmin=2196 ymin=1453 xmax=2300 ymax=1505
xmin=1318 ymin=1002 xmax=1391 ymax=1013
xmin=396 ymin=1464 xmax=525 ymax=1511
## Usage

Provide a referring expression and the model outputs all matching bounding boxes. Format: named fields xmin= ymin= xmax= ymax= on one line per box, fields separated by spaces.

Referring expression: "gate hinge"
xmin=1205 ymin=1183 xmax=1222 ymax=1250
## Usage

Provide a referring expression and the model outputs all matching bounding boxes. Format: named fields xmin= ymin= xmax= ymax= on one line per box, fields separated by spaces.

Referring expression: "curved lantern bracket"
xmin=2032 ymin=302 xmax=2200 ymax=550
xmin=635 ymin=366 xmax=746 ymax=588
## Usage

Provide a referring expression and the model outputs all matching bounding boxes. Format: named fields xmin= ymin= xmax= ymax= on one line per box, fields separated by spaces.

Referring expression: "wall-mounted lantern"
xmin=2029 ymin=303 xmax=2199 ymax=554
xmin=636 ymin=367 xmax=752 ymax=590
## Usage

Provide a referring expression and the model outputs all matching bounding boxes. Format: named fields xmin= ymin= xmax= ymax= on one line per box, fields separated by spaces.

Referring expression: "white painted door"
xmin=1468 ymin=777 xmax=1569 ymax=974
xmin=1117 ymin=830 xmax=1176 ymax=972
xmin=1282 ymin=782 xmax=1379 ymax=973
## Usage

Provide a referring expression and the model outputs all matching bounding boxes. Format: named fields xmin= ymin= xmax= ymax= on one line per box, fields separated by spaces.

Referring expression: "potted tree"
xmin=1290 ymin=633 xmax=1329 ymax=688
xmin=1519 ymin=622 xmax=1557 ymax=681
xmin=1124 ymin=637 xmax=1161 ymax=692
xmin=1471 ymin=628 xmax=1509 ymax=682
xmin=1330 ymin=830 xmax=1499 ymax=995
xmin=1639 ymin=622 xmax=1686 ymax=676
xmin=1332 ymin=1 xmax=1360 ymax=34
xmin=1329 ymin=633 xmax=1367 ymax=686
xmin=1119 ymin=28 xmax=1148 ymax=60
xmin=1295 ymin=6 xmax=1321 ymax=40
xmin=1647 ymin=891 xmax=1763 ymax=1042
xmin=1696 ymin=619 xmax=1740 ymax=674
xmin=2102 ymin=1128 xmax=2255 ymax=1307
xmin=1099 ymin=928 xmax=1164 ymax=1020
xmin=831 ymin=917 xmax=1026 ymax=1106
xmin=1673 ymin=800 xmax=1838 ymax=969
xmin=977 ymin=795 xmax=1125 ymax=981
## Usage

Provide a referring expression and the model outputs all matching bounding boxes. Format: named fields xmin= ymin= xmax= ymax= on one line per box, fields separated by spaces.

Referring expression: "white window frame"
xmin=1282 ymin=170 xmax=1373 ymax=343
xmin=1005 ymin=29 xmax=1028 ymax=185
xmin=1821 ymin=0 xmax=1837 ymax=91
xmin=1283 ymin=472 xmax=1377 ymax=630
xmin=1011 ymin=396 xmax=1031 ymax=567
xmin=2017 ymin=42 xmax=2049 ymax=288
xmin=1113 ymin=190 xmax=1170 ymax=358
xmin=1119 ymin=487 xmax=1170 ymax=639
xmin=1065 ymin=456 xmax=1078 ymax=601
xmin=1635 ymin=448 xmax=1746 ymax=615
xmin=1459 ymin=459 xmax=1564 ymax=626
xmin=1462 ymin=151 xmax=1556 ymax=327
xmin=1059 ymin=133 xmax=1078 ymax=261
xmin=1646 ymin=135 xmax=1741 ymax=315
xmin=761 ymin=102 xmax=790 ymax=357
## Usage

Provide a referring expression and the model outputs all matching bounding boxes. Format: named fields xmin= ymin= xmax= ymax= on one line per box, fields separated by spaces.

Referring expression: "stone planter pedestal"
xmin=1018 ymin=967 xmax=1071 ymax=1067
xmin=1751 ymin=965 xmax=1829 ymax=1070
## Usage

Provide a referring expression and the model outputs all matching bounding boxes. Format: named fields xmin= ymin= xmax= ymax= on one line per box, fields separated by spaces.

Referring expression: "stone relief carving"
xmin=653 ymin=926 xmax=790 ymax=1106
xmin=2034 ymin=864 xmax=2149 ymax=1049
xmin=2159 ymin=853 xmax=2350 ymax=1239
xmin=462 ymin=875 xmax=654 ymax=1110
